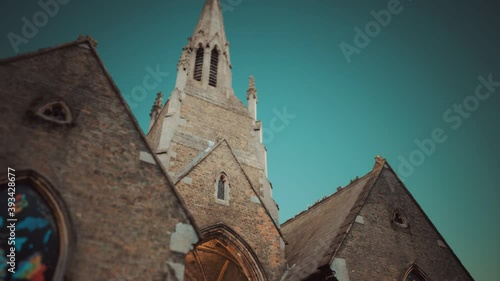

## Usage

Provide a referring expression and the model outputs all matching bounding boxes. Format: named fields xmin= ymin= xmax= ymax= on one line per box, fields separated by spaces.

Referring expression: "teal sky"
xmin=1 ymin=0 xmax=499 ymax=280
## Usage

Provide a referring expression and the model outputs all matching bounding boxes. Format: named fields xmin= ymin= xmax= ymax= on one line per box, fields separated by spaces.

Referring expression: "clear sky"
xmin=1 ymin=0 xmax=499 ymax=280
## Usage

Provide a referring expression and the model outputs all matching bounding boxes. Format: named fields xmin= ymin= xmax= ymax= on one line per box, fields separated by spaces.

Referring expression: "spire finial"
xmin=77 ymin=35 xmax=98 ymax=48
xmin=191 ymin=0 xmax=227 ymax=47
xmin=150 ymin=92 xmax=163 ymax=117
xmin=374 ymin=155 xmax=386 ymax=170
xmin=249 ymin=76 xmax=256 ymax=89
xmin=247 ymin=75 xmax=257 ymax=101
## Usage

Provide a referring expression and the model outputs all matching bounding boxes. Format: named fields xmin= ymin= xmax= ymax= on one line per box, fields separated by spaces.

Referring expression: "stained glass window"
xmin=0 ymin=183 xmax=60 ymax=281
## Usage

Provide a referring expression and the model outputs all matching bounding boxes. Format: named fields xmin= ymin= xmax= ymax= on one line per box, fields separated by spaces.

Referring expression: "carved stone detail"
xmin=177 ymin=46 xmax=192 ymax=72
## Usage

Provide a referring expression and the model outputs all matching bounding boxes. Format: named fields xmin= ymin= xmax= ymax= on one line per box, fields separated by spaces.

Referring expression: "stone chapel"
xmin=0 ymin=0 xmax=474 ymax=280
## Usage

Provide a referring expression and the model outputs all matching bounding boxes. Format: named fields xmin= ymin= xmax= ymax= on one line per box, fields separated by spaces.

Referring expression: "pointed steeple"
xmin=175 ymin=0 xmax=232 ymax=93
xmin=149 ymin=0 xmax=281 ymax=231
xmin=191 ymin=0 xmax=228 ymax=48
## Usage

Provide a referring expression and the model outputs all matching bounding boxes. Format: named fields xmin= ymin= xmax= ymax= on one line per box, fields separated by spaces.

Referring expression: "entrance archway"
xmin=183 ymin=224 xmax=266 ymax=281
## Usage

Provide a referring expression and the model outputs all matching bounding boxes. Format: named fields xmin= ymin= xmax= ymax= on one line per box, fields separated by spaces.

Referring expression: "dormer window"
xmin=193 ymin=46 xmax=204 ymax=81
xmin=209 ymin=47 xmax=219 ymax=87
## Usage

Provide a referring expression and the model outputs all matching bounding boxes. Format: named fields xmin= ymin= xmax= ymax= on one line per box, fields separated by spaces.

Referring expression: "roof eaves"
xmin=281 ymin=166 xmax=377 ymax=228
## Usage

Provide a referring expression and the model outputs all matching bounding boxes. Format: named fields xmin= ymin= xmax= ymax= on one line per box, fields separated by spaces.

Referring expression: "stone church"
xmin=0 ymin=0 xmax=474 ymax=280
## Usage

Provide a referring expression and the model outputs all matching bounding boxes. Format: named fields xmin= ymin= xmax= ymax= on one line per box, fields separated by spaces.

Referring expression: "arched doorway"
xmin=183 ymin=225 xmax=266 ymax=281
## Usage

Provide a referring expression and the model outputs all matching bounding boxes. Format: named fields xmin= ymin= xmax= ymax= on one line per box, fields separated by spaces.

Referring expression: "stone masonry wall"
xmin=175 ymin=141 xmax=287 ymax=281
xmin=335 ymin=167 xmax=472 ymax=281
xmin=0 ymin=43 xmax=198 ymax=281
xmin=163 ymin=79 xmax=280 ymax=220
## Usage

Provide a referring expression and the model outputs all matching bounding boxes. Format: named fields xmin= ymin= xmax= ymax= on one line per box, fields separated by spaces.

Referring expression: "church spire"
xmin=192 ymin=0 xmax=228 ymax=48
xmin=175 ymin=0 xmax=232 ymax=93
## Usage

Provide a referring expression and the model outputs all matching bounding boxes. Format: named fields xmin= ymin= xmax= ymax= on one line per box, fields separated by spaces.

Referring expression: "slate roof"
xmin=281 ymin=157 xmax=385 ymax=280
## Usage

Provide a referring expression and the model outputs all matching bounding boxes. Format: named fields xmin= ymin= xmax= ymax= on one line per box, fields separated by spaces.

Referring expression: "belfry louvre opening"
xmin=194 ymin=47 xmax=204 ymax=81
xmin=209 ymin=48 xmax=219 ymax=87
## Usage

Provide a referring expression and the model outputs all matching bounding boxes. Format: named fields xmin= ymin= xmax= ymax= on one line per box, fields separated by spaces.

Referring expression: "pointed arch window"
xmin=209 ymin=47 xmax=219 ymax=87
xmin=217 ymin=176 xmax=225 ymax=200
xmin=404 ymin=265 xmax=428 ymax=281
xmin=193 ymin=46 xmax=204 ymax=82
xmin=215 ymin=173 xmax=229 ymax=205
xmin=406 ymin=271 xmax=425 ymax=281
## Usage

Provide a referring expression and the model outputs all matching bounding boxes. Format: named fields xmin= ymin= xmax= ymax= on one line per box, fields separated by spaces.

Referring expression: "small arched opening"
xmin=403 ymin=264 xmax=428 ymax=281
xmin=215 ymin=172 xmax=230 ymax=205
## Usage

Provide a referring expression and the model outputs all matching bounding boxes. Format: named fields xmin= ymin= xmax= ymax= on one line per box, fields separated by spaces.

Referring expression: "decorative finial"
xmin=177 ymin=46 xmax=192 ymax=72
xmin=249 ymin=75 xmax=255 ymax=89
xmin=150 ymin=92 xmax=163 ymax=117
xmin=374 ymin=155 xmax=386 ymax=170
xmin=77 ymin=35 xmax=98 ymax=48
xmin=155 ymin=92 xmax=163 ymax=106
xmin=247 ymin=75 xmax=257 ymax=101
xmin=349 ymin=176 xmax=360 ymax=184
xmin=375 ymin=155 xmax=385 ymax=163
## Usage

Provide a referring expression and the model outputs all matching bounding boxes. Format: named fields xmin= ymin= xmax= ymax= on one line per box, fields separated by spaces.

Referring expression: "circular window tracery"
xmin=0 ymin=172 xmax=71 ymax=281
